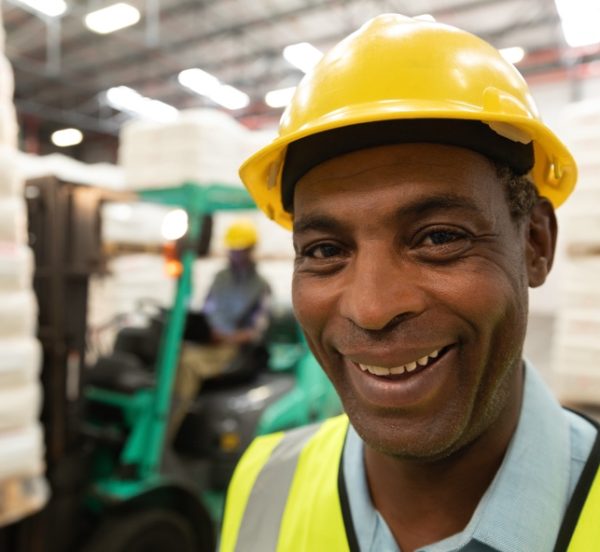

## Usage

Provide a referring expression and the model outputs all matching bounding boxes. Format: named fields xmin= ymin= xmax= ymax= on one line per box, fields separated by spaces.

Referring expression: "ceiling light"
xmin=161 ymin=209 xmax=188 ymax=241
xmin=178 ymin=69 xmax=250 ymax=110
xmin=500 ymin=46 xmax=526 ymax=64
xmin=85 ymin=2 xmax=140 ymax=35
xmin=178 ymin=68 xmax=221 ymax=96
xmin=15 ymin=0 xmax=67 ymax=17
xmin=265 ymin=87 xmax=296 ymax=108
xmin=555 ymin=0 xmax=600 ymax=47
xmin=283 ymin=42 xmax=323 ymax=74
xmin=214 ymin=85 xmax=250 ymax=110
xmin=51 ymin=128 xmax=83 ymax=147
xmin=106 ymin=86 xmax=178 ymax=121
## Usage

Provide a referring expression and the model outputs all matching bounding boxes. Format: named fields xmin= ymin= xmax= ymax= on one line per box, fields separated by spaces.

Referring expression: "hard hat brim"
xmin=240 ymin=101 xmax=577 ymax=230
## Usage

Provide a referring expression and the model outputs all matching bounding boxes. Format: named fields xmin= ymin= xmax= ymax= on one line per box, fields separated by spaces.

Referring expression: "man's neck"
xmin=364 ymin=370 xmax=524 ymax=552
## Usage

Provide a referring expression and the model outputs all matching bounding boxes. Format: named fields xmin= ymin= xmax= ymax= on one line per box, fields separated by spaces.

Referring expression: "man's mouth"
xmin=356 ymin=345 xmax=452 ymax=377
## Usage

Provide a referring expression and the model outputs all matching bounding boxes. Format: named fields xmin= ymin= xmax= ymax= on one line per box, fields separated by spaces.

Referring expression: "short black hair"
xmin=494 ymin=162 xmax=540 ymax=220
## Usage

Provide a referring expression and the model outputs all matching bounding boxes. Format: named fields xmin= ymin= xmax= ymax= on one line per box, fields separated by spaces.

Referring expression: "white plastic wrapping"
xmin=119 ymin=109 xmax=250 ymax=189
xmin=0 ymin=197 xmax=27 ymax=244
xmin=0 ymin=290 xmax=38 ymax=337
xmin=0 ymin=145 xmax=23 ymax=197
xmin=0 ymin=424 xmax=44 ymax=481
xmin=0 ymin=102 xmax=18 ymax=148
xmin=0 ymin=55 xmax=14 ymax=102
xmin=0 ymin=244 xmax=34 ymax=291
xmin=0 ymin=337 xmax=42 ymax=386
xmin=553 ymin=98 xmax=600 ymax=405
xmin=0 ymin=382 xmax=41 ymax=431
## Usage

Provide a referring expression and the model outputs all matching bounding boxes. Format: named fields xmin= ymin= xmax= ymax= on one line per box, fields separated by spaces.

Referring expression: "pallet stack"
xmin=552 ymin=99 xmax=600 ymax=407
xmin=0 ymin=4 xmax=49 ymax=525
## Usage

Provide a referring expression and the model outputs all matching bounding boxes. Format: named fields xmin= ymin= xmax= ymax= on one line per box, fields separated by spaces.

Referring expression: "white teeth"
xmin=358 ymin=348 xmax=443 ymax=377
xmin=406 ymin=361 xmax=418 ymax=372
xmin=368 ymin=365 xmax=392 ymax=376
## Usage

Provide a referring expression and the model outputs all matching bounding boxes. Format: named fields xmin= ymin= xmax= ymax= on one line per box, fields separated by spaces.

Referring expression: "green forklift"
xmin=77 ymin=183 xmax=340 ymax=551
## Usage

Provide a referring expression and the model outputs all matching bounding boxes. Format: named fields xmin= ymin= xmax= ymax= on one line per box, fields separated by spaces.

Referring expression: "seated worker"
xmin=170 ymin=219 xmax=271 ymax=437
xmin=220 ymin=14 xmax=599 ymax=552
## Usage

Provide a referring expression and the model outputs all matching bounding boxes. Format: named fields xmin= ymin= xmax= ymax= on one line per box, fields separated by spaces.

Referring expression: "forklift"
xmin=12 ymin=178 xmax=340 ymax=552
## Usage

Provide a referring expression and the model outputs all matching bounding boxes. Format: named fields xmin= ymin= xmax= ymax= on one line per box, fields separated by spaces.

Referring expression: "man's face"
xmin=292 ymin=143 xmax=537 ymax=460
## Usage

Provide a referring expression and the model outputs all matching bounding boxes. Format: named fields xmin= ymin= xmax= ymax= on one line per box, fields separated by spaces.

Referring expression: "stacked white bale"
xmin=87 ymin=254 xmax=176 ymax=355
xmin=552 ymin=99 xmax=600 ymax=405
xmin=0 ymin=8 xmax=49 ymax=524
xmin=119 ymin=108 xmax=251 ymax=189
xmin=0 ymin=53 xmax=17 ymax=149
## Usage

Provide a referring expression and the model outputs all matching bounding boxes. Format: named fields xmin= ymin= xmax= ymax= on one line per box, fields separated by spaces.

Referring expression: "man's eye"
xmin=305 ymin=243 xmax=342 ymax=259
xmin=422 ymin=230 xmax=467 ymax=246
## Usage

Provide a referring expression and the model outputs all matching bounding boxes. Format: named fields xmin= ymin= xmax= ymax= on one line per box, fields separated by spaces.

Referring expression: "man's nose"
xmin=338 ymin=247 xmax=426 ymax=331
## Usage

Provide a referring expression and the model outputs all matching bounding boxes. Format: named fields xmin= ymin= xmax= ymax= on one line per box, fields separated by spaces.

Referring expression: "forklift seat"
xmin=86 ymin=352 xmax=155 ymax=394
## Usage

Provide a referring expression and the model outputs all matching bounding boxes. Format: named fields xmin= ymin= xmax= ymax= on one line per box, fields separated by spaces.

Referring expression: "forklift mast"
xmin=2 ymin=176 xmax=132 ymax=552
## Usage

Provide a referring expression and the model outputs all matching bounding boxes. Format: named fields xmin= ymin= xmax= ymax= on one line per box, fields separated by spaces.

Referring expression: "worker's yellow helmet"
xmin=240 ymin=14 xmax=577 ymax=229
xmin=224 ymin=219 xmax=258 ymax=250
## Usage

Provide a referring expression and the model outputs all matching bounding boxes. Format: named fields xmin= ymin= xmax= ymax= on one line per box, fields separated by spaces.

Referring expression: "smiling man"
xmin=219 ymin=14 xmax=600 ymax=552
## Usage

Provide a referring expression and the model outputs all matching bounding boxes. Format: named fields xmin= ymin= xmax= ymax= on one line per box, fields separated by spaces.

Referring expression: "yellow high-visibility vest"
xmin=220 ymin=414 xmax=600 ymax=552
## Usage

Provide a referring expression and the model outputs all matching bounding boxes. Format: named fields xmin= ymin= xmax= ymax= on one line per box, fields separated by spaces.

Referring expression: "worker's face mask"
xmin=228 ymin=248 xmax=252 ymax=269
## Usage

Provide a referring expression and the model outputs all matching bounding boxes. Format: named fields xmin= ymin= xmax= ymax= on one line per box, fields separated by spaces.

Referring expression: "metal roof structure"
xmin=2 ymin=0 xmax=599 ymax=159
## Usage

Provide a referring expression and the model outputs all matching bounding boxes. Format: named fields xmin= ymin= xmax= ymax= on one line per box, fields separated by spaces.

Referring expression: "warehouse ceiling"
xmin=2 ymin=0 xmax=599 ymax=153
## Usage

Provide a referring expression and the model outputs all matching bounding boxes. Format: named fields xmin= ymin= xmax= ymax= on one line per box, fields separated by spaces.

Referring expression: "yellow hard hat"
xmin=224 ymin=219 xmax=258 ymax=250
xmin=240 ymin=14 xmax=577 ymax=229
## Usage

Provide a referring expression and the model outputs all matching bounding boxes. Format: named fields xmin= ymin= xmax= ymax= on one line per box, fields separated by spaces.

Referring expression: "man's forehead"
xmin=295 ymin=143 xmax=496 ymax=192
xmin=292 ymin=145 xmax=504 ymax=233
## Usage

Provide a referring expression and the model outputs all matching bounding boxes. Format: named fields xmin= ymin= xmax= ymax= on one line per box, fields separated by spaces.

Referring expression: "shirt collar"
xmin=465 ymin=361 xmax=571 ymax=552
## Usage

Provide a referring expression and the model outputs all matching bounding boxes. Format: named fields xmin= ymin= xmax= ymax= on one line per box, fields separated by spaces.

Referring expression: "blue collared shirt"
xmin=343 ymin=362 xmax=597 ymax=552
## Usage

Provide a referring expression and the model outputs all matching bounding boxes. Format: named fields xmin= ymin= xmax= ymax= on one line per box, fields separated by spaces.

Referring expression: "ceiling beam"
xmin=15 ymin=99 xmax=121 ymax=134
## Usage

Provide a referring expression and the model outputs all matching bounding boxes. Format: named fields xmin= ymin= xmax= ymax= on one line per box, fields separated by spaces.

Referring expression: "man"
xmin=170 ymin=218 xmax=270 ymax=436
xmin=220 ymin=14 xmax=599 ymax=552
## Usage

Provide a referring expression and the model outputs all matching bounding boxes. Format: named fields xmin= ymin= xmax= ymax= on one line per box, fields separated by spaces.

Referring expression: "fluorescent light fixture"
xmin=178 ymin=68 xmax=221 ymax=96
xmin=414 ymin=14 xmax=436 ymax=22
xmin=265 ymin=86 xmax=296 ymax=108
xmin=283 ymin=42 xmax=323 ymax=74
xmin=500 ymin=46 xmax=526 ymax=64
xmin=16 ymin=0 xmax=67 ymax=17
xmin=106 ymin=86 xmax=178 ymax=121
xmin=215 ymin=85 xmax=251 ymax=110
xmin=161 ymin=209 xmax=188 ymax=241
xmin=85 ymin=2 xmax=140 ymax=34
xmin=178 ymin=68 xmax=250 ymax=110
xmin=51 ymin=128 xmax=83 ymax=147
xmin=555 ymin=0 xmax=600 ymax=47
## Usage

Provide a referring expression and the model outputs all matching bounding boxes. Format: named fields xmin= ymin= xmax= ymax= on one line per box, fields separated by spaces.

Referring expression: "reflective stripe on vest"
xmin=235 ymin=423 xmax=321 ymax=552
xmin=221 ymin=415 xmax=351 ymax=552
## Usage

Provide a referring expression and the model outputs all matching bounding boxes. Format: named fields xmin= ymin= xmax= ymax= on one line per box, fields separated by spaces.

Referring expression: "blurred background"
xmin=0 ymin=0 xmax=599 ymax=550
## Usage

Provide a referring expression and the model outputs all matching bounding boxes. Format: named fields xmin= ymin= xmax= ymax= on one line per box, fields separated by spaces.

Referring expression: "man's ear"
xmin=526 ymin=198 xmax=558 ymax=288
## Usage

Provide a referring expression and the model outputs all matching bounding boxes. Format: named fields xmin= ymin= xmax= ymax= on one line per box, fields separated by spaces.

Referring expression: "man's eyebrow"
xmin=397 ymin=194 xmax=483 ymax=218
xmin=293 ymin=194 xmax=483 ymax=234
xmin=293 ymin=214 xmax=347 ymax=235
